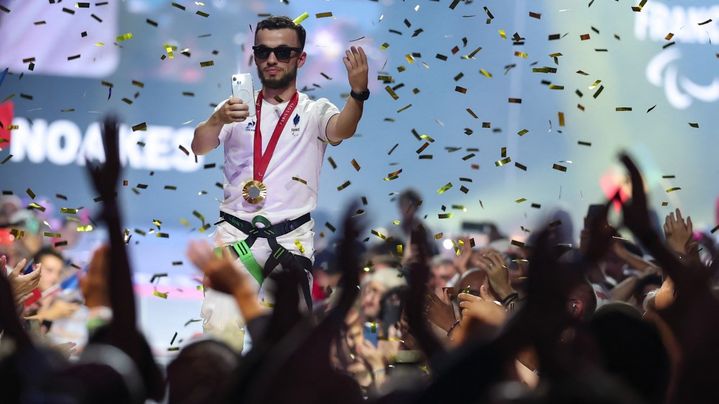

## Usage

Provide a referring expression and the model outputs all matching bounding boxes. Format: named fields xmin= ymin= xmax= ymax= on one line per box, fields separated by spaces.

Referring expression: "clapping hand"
xmin=186 ymin=240 xmax=246 ymax=295
xmin=1 ymin=256 xmax=41 ymax=304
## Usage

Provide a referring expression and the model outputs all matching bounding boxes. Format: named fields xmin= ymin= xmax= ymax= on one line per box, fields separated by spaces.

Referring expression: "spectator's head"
xmin=590 ymin=302 xmax=670 ymax=403
xmin=253 ymin=16 xmax=307 ymax=90
xmin=0 ymin=194 xmax=21 ymax=224
xmin=429 ymin=257 xmax=457 ymax=294
xmin=167 ymin=339 xmax=239 ymax=404
xmin=398 ymin=189 xmax=422 ymax=221
xmin=567 ymin=280 xmax=597 ymax=321
xmin=34 ymin=246 xmax=64 ymax=291
xmin=344 ymin=310 xmax=364 ymax=354
xmin=360 ymin=269 xmax=406 ymax=321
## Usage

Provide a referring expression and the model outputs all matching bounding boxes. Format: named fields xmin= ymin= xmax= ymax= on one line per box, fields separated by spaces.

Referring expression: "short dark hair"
xmin=33 ymin=246 xmax=63 ymax=264
xmin=255 ymin=16 xmax=306 ymax=50
xmin=399 ymin=188 xmax=422 ymax=208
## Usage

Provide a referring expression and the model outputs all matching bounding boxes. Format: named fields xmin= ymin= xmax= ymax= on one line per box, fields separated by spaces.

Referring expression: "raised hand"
xmin=2 ymin=256 xmax=41 ymax=304
xmin=87 ymin=116 xmax=121 ymax=202
xmin=80 ymin=245 xmax=110 ymax=309
xmin=186 ymin=240 xmax=247 ymax=295
xmin=663 ymin=208 xmax=693 ymax=255
xmin=478 ymin=250 xmax=515 ymax=301
xmin=343 ymin=46 xmax=368 ymax=93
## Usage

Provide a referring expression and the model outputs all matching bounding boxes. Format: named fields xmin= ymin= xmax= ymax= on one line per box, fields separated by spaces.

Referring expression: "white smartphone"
xmin=231 ymin=73 xmax=256 ymax=117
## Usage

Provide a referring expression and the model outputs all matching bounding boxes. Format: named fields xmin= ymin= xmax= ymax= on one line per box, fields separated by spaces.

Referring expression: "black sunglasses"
xmin=252 ymin=45 xmax=302 ymax=62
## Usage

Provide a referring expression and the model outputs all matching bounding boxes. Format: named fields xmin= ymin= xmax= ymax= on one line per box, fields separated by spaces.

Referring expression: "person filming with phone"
xmin=191 ymin=16 xmax=369 ymax=348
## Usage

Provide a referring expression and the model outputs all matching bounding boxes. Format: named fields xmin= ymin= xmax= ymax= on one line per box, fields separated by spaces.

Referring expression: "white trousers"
xmin=200 ymin=218 xmax=315 ymax=352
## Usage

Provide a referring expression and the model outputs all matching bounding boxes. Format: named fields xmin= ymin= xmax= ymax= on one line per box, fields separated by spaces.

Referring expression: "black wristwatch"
xmin=350 ymin=88 xmax=370 ymax=101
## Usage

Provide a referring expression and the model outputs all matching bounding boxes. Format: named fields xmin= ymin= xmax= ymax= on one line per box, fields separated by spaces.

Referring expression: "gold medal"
xmin=242 ymin=180 xmax=267 ymax=204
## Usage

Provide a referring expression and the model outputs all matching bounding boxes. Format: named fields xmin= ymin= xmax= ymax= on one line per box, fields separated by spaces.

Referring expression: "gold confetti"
xmin=437 ymin=182 xmax=453 ymax=194
xmin=552 ymin=163 xmax=567 ymax=172
xmin=511 ymin=240 xmax=525 ymax=247
xmin=293 ymin=12 xmax=309 ymax=25
xmin=592 ymin=85 xmax=604 ymax=98
xmin=529 ymin=11 xmax=541 ymax=19
xmin=665 ymin=187 xmax=681 ymax=193
xmin=498 ymin=29 xmax=507 ymax=39
xmin=698 ymin=19 xmax=713 ymax=26
xmin=153 ymin=290 xmax=168 ymax=299
xmin=451 ymin=205 xmax=466 ymax=211
xmin=580 ymin=33 xmax=590 ymax=41
xmin=688 ymin=122 xmax=699 ymax=128
xmin=665 ymin=33 xmax=674 ymax=40
xmin=315 ymin=12 xmax=333 ymax=18
xmin=558 ymin=112 xmax=565 ymax=126
xmin=28 ymin=202 xmax=45 ymax=212
xmin=292 ymin=176 xmax=307 ymax=185
xmin=517 ymin=129 xmax=529 ymax=136
xmin=26 ymin=188 xmax=36 ymax=199
xmin=156 ymin=232 xmax=170 ymax=238
xmin=588 ymin=80 xmax=602 ymax=90
xmin=438 ymin=213 xmax=453 ymax=219
xmin=578 ymin=140 xmax=592 ymax=146
xmin=508 ymin=98 xmax=522 ymax=104
xmin=43 ymin=232 xmax=62 ymax=238
xmin=132 ymin=122 xmax=147 ymax=132
xmin=76 ymin=224 xmax=94 ymax=232
xmin=495 ymin=157 xmax=511 ymax=166
xmin=384 ymin=168 xmax=402 ymax=181
xmin=116 ymin=32 xmax=133 ymax=42
xmin=60 ymin=207 xmax=79 ymax=214
xmin=392 ymin=219 xmax=401 ymax=226
xmin=385 ymin=86 xmax=399 ymax=100
xmin=479 ymin=68 xmax=493 ymax=78
xmin=351 ymin=159 xmax=361 ymax=171
xmin=337 ymin=180 xmax=351 ymax=191
xmin=434 ymin=233 xmax=444 ymax=240
xmin=380 ymin=42 xmax=390 ymax=50
xmin=371 ymin=229 xmax=387 ymax=240
xmin=200 ymin=60 xmax=214 ymax=67
xmin=515 ymin=198 xmax=527 ymax=203
xmin=514 ymin=51 xmax=528 ymax=58
xmin=616 ymin=107 xmax=632 ymax=111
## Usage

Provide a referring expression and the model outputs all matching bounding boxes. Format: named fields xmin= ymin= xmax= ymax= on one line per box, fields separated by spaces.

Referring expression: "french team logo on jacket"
xmin=291 ymin=113 xmax=301 ymax=135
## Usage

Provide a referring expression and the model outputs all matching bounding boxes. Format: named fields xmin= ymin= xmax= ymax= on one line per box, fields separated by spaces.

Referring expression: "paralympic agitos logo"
xmin=634 ymin=2 xmax=719 ymax=109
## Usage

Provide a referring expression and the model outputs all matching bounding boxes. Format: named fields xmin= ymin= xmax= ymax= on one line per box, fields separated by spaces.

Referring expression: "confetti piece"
xmin=592 ymin=85 xmax=604 ymax=98
xmin=580 ymin=34 xmax=591 ymax=41
xmin=515 ymin=198 xmax=527 ymax=203
xmin=385 ymin=86 xmax=399 ymax=100
xmin=153 ymin=290 xmax=168 ymax=299
xmin=26 ymin=188 xmax=36 ymax=199
xmin=43 ymin=232 xmax=62 ymax=238
xmin=0 ymin=4 xmax=9 ymax=13
xmin=132 ymin=122 xmax=147 ymax=132
xmin=171 ymin=2 xmax=186 ymax=10
xmin=479 ymin=69 xmax=493 ymax=78
xmin=292 ymin=176 xmax=307 ymax=185
xmin=60 ymin=207 xmax=79 ymax=214
xmin=451 ymin=205 xmax=466 ymax=211
xmin=384 ymin=168 xmax=402 ymax=181
xmin=529 ymin=11 xmax=541 ymax=19
xmin=293 ymin=12 xmax=309 ymax=25
xmin=67 ymin=54 xmax=81 ymax=61
xmin=689 ymin=122 xmax=699 ymax=128
xmin=515 ymin=162 xmax=527 ymax=171
xmin=351 ymin=159 xmax=361 ymax=171
xmin=514 ymin=51 xmax=528 ymax=58
xmin=495 ymin=157 xmax=511 ymax=166
xmin=200 ymin=60 xmax=214 ymax=67
xmin=178 ymin=145 xmax=190 ymax=156
xmin=455 ymin=86 xmax=467 ymax=94
xmin=711 ymin=224 xmax=719 ymax=234
xmin=337 ymin=181 xmax=351 ymax=191
xmin=558 ymin=112 xmax=565 ymax=126
xmin=698 ymin=19 xmax=713 ymax=26
xmin=498 ymin=29 xmax=507 ymax=39
xmin=517 ymin=129 xmax=529 ymax=136
xmin=508 ymin=98 xmax=522 ymax=104
xmin=510 ymin=240 xmax=525 ymax=247
xmin=315 ymin=12 xmax=333 ymax=18
xmin=156 ymin=232 xmax=170 ymax=238
xmin=371 ymin=229 xmax=387 ymax=240
xmin=54 ymin=241 xmax=68 ymax=248
xmin=294 ymin=240 xmax=305 ymax=254
xmin=646 ymin=105 xmax=656 ymax=113
xmin=116 ymin=32 xmax=133 ymax=42
xmin=437 ymin=182 xmax=453 ymax=194
xmin=146 ymin=18 xmax=158 ymax=27
xmin=666 ymin=187 xmax=681 ymax=193
xmin=28 ymin=202 xmax=45 ymax=212
xmin=196 ymin=10 xmax=209 ymax=17
xmin=552 ymin=164 xmax=567 ymax=172
xmin=616 ymin=107 xmax=632 ymax=111
xmin=438 ymin=213 xmax=453 ymax=219
xmin=665 ymin=33 xmax=674 ymax=40
xmin=77 ymin=225 xmax=94 ymax=232
xmin=578 ymin=140 xmax=592 ymax=146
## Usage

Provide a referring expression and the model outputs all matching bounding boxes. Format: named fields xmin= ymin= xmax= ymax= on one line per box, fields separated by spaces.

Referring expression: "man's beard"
xmin=257 ymin=65 xmax=298 ymax=90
